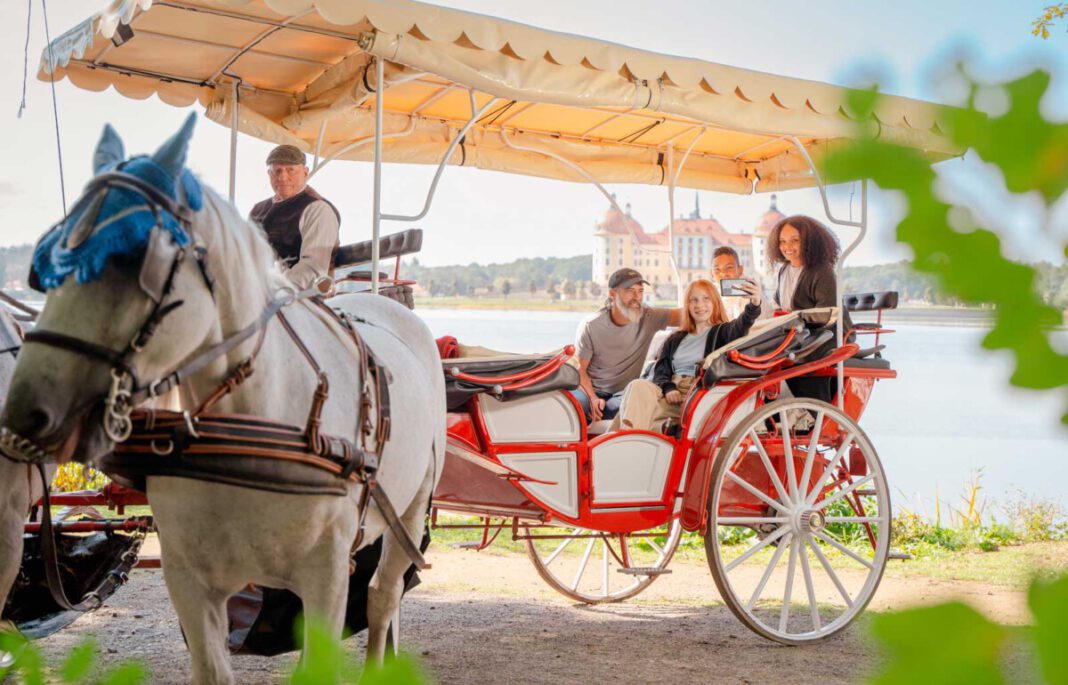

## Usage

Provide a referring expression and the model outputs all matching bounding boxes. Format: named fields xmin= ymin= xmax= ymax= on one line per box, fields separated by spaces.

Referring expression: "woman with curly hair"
xmin=766 ymin=215 xmax=842 ymax=312
xmin=766 ymin=214 xmax=851 ymax=402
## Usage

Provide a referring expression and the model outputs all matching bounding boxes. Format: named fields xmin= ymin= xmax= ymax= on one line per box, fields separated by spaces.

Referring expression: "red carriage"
xmin=6 ymin=0 xmax=961 ymax=650
xmin=432 ymin=301 xmax=898 ymax=643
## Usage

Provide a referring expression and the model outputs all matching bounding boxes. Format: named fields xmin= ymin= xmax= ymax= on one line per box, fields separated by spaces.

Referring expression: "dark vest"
xmin=249 ymin=187 xmax=341 ymax=267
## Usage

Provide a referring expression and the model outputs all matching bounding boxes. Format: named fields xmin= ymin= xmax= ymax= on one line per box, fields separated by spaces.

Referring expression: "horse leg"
xmin=290 ymin=545 xmax=351 ymax=670
xmin=365 ymin=463 xmax=434 ymax=664
xmin=160 ymin=565 xmax=235 ymax=685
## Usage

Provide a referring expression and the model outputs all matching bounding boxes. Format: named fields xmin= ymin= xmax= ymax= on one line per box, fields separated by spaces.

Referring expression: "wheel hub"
xmin=798 ymin=510 xmax=825 ymax=533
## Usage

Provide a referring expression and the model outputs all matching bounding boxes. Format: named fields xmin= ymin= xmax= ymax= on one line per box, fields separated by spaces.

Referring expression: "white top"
xmin=284 ymin=199 xmax=340 ymax=290
xmin=777 ymin=265 xmax=804 ymax=312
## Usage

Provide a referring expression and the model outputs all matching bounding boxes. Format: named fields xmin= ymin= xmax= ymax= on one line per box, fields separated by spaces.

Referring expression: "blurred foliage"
xmin=822 ymin=70 xmax=1068 ymax=422
xmin=869 ymin=574 xmax=1068 ymax=684
xmin=52 ymin=463 xmax=109 ymax=492
xmin=404 ymin=254 xmax=590 ymax=297
xmin=287 ymin=614 xmax=428 ymax=685
xmin=0 ymin=632 xmax=147 ymax=685
xmin=1033 ymin=4 xmax=1067 ymax=39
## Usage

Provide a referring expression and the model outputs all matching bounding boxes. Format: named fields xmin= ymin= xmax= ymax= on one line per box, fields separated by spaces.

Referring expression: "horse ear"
xmin=152 ymin=112 xmax=197 ymax=178
xmin=92 ymin=124 xmax=125 ymax=173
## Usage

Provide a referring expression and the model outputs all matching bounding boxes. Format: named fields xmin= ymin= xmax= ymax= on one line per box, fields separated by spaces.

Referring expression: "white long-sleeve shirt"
xmin=283 ymin=200 xmax=339 ymax=290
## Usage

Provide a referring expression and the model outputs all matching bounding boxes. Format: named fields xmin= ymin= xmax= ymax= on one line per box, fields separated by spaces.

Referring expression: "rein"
xmin=6 ymin=170 xmax=427 ymax=616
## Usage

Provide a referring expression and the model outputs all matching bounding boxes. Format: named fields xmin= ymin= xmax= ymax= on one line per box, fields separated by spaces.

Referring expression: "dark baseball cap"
xmin=608 ymin=267 xmax=649 ymax=290
xmin=265 ymin=144 xmax=306 ymax=166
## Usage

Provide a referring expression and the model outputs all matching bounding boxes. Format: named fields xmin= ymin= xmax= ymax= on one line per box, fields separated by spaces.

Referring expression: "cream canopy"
xmin=39 ymin=0 xmax=961 ymax=194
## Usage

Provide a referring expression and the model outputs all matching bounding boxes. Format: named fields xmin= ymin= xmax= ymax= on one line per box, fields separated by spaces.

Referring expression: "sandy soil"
xmin=29 ymin=542 xmax=1045 ymax=685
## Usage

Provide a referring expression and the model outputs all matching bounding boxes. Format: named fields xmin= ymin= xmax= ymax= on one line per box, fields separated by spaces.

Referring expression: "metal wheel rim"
xmin=705 ymin=398 xmax=890 ymax=644
xmin=526 ymin=519 xmax=682 ymax=604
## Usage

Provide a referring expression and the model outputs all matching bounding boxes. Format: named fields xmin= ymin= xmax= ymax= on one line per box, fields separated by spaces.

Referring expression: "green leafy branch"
xmin=822 ymin=70 xmax=1068 ymax=422
xmin=870 ymin=573 xmax=1068 ymax=684
xmin=1033 ymin=4 xmax=1067 ymax=39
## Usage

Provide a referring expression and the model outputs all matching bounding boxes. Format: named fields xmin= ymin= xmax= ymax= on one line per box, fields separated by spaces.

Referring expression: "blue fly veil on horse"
xmin=31 ymin=114 xmax=204 ymax=292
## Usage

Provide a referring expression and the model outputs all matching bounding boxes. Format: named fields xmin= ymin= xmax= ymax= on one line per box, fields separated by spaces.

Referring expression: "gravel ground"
xmin=32 ymin=546 xmax=1041 ymax=684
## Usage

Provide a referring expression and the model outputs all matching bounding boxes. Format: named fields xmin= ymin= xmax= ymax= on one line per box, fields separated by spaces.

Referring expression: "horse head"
xmin=0 ymin=114 xmax=225 ymax=464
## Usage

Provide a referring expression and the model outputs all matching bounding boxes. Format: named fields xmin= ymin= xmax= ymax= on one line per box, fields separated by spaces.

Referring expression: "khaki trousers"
xmin=612 ymin=375 xmax=694 ymax=432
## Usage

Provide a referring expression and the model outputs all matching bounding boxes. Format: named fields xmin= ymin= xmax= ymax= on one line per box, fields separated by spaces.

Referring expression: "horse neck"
xmin=178 ymin=188 xmax=311 ymax=424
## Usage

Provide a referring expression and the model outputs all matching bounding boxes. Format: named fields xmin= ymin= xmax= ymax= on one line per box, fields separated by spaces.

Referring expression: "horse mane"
xmin=193 ymin=184 xmax=287 ymax=306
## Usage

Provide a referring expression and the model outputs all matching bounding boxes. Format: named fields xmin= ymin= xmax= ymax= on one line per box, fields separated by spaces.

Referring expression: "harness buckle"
xmin=182 ymin=410 xmax=200 ymax=439
xmin=104 ymin=369 xmax=134 ymax=443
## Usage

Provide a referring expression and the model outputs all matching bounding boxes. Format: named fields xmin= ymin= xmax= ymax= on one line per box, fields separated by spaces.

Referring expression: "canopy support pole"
xmin=787 ymin=137 xmax=866 ymax=411
xmin=372 ymin=57 xmax=384 ymax=295
xmin=665 ymin=128 xmax=706 ymax=306
xmin=379 ymin=90 xmax=496 ymax=223
xmin=228 ymin=77 xmax=239 ymax=203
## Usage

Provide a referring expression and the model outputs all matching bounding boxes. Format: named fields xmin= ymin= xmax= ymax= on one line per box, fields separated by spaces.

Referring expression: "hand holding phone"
xmin=720 ymin=278 xmax=748 ymax=297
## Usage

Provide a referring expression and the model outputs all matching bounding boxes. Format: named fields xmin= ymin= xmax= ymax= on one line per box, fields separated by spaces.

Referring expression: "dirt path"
xmin=34 ymin=545 xmax=1042 ymax=684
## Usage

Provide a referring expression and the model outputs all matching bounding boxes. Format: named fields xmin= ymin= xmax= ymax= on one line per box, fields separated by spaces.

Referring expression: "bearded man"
xmin=249 ymin=145 xmax=340 ymax=290
xmin=571 ymin=268 xmax=681 ymax=423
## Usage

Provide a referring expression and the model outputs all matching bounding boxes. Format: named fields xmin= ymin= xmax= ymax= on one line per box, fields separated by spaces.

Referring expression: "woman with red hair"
xmin=614 ymin=277 xmax=762 ymax=433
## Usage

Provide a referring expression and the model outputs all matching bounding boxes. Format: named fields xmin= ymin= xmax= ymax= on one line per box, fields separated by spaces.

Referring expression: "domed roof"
xmin=755 ymin=194 xmax=784 ymax=237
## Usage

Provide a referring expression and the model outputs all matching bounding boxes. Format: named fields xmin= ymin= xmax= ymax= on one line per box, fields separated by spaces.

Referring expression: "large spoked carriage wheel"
xmin=526 ymin=520 xmax=682 ymax=604
xmin=705 ymin=398 xmax=890 ymax=644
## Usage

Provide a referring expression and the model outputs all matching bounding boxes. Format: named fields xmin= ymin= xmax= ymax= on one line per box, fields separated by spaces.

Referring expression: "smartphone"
xmin=720 ymin=278 xmax=749 ymax=297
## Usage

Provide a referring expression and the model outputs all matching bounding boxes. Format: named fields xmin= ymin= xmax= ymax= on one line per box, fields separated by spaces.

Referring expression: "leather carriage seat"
xmin=334 ymin=228 xmax=423 ymax=269
xmin=843 ymin=291 xmax=898 ymax=311
xmin=441 ymin=353 xmax=580 ymax=411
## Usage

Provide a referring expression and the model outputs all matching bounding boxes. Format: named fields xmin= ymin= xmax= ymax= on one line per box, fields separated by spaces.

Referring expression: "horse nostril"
xmin=21 ymin=407 xmax=54 ymax=441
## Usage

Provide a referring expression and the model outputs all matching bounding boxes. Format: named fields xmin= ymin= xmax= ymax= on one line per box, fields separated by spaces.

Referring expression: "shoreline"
xmin=413 ymin=298 xmax=1065 ymax=328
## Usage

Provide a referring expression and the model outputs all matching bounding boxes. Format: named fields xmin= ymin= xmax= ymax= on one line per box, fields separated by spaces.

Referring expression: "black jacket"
xmin=776 ymin=263 xmax=853 ymax=335
xmin=653 ymin=302 xmax=761 ymax=394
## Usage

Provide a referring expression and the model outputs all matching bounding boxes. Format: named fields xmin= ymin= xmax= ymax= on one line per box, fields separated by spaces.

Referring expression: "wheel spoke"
xmin=807 ymin=536 xmax=853 ymax=608
xmin=798 ymin=536 xmax=822 ymax=631
xmin=571 ymin=537 xmax=596 ymax=591
xmin=724 ymin=525 xmax=790 ymax=573
xmin=778 ymin=535 xmax=799 ymax=633
xmin=798 ymin=410 xmax=825 ymax=500
xmin=805 ymin=431 xmax=856 ymax=506
xmin=813 ymin=530 xmax=874 ymax=569
xmin=717 ymin=516 xmax=788 ymax=525
xmin=726 ymin=470 xmax=783 ymax=511
xmin=749 ymin=430 xmax=791 ymax=505
xmin=814 ymin=475 xmax=875 ymax=512
xmin=746 ymin=532 xmax=792 ymax=611
xmin=601 ymin=536 xmax=610 ymax=597
xmin=824 ymin=516 xmax=886 ymax=524
xmin=780 ymin=410 xmax=798 ymax=500
xmin=544 ymin=528 xmax=581 ymax=566
xmin=646 ymin=536 xmax=665 ymax=557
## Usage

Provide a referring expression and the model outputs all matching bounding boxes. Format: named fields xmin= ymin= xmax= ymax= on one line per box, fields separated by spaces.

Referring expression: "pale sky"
xmin=1 ymin=1 xmax=1065 ymax=267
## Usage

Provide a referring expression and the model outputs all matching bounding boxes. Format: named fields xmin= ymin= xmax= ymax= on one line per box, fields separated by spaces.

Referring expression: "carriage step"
xmin=451 ymin=541 xmax=485 ymax=550
xmin=617 ymin=567 xmax=672 ymax=576
xmin=889 ymin=551 xmax=913 ymax=561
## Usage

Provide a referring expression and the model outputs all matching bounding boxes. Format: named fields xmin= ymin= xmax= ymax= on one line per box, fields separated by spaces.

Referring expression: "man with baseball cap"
xmin=249 ymin=144 xmax=341 ymax=290
xmin=571 ymin=268 xmax=681 ymax=423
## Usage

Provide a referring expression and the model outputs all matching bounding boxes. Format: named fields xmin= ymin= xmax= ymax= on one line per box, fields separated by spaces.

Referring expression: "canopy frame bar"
xmin=786 ymin=135 xmax=867 ymax=410
xmin=155 ymin=1 xmax=363 ymax=42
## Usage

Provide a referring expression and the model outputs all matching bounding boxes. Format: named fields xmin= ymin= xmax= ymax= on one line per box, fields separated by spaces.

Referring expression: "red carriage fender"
xmin=679 ymin=343 xmax=860 ymax=534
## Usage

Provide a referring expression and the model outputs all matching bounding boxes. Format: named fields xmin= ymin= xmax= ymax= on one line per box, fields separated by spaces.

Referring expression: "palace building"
xmin=592 ymin=193 xmax=785 ymax=296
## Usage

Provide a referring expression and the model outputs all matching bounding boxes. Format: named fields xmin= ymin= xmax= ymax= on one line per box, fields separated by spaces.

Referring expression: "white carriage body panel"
xmin=498 ymin=451 xmax=579 ymax=518
xmin=478 ymin=393 xmax=582 ymax=443
xmin=590 ymin=433 xmax=674 ymax=504
xmin=686 ymin=387 xmax=756 ymax=440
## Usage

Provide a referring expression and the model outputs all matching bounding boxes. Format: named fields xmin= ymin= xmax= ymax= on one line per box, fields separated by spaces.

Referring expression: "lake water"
xmin=416 ymin=307 xmax=1068 ymax=516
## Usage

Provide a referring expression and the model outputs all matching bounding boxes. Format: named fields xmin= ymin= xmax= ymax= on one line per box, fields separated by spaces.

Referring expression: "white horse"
xmin=0 ymin=115 xmax=445 ymax=683
xmin=0 ymin=309 xmax=55 ymax=643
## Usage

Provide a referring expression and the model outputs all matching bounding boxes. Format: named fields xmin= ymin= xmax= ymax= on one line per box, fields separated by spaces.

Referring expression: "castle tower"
xmin=752 ymin=193 xmax=784 ymax=286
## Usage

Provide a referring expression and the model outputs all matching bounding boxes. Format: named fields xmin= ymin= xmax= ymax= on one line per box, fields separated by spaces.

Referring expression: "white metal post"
xmin=371 ymin=57 xmax=384 ymax=295
xmin=228 ymin=78 xmax=239 ymax=203
xmin=666 ymin=145 xmax=680 ymax=306
xmin=786 ymin=137 xmax=867 ymax=411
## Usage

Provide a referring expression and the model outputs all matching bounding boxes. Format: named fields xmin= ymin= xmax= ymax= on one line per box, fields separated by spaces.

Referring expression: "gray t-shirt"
xmin=671 ymin=331 xmax=709 ymax=377
xmin=576 ymin=306 xmax=673 ymax=394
